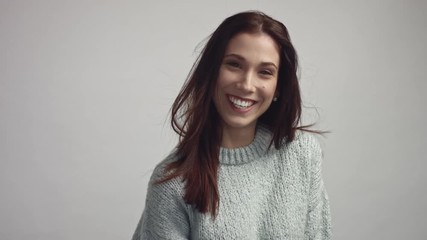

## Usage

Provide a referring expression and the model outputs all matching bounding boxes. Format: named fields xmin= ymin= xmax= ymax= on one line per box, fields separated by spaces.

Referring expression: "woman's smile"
xmin=227 ymin=94 xmax=257 ymax=112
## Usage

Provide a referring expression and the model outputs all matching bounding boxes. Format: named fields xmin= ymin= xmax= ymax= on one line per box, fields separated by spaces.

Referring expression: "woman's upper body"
xmin=132 ymin=125 xmax=331 ymax=239
xmin=132 ymin=10 xmax=332 ymax=239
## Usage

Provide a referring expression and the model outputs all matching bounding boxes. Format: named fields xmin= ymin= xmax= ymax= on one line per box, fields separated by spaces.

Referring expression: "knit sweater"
xmin=132 ymin=126 xmax=332 ymax=239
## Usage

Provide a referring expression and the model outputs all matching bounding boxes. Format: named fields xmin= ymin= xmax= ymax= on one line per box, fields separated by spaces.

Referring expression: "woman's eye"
xmin=260 ymin=70 xmax=273 ymax=76
xmin=226 ymin=61 xmax=240 ymax=68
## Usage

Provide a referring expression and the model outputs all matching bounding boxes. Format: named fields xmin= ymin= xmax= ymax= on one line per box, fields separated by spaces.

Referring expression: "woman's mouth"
xmin=228 ymin=95 xmax=256 ymax=109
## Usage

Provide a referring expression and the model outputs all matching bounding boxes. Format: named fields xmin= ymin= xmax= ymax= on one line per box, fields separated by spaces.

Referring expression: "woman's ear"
xmin=273 ymin=92 xmax=279 ymax=102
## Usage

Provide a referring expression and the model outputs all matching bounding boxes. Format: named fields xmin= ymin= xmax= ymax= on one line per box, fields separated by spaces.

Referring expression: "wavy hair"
xmin=155 ymin=11 xmax=315 ymax=218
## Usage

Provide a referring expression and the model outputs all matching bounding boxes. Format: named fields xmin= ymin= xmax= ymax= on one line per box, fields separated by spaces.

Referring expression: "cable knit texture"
xmin=132 ymin=126 xmax=332 ymax=239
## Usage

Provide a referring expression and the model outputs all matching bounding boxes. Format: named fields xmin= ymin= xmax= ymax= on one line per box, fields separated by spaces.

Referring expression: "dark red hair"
xmin=156 ymin=11 xmax=312 ymax=218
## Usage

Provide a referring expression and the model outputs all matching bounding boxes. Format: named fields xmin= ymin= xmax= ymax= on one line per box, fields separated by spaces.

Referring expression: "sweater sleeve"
xmin=305 ymin=136 xmax=332 ymax=240
xmin=132 ymin=161 xmax=191 ymax=240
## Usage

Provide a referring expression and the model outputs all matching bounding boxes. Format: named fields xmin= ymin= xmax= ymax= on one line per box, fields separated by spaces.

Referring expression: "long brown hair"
xmin=156 ymin=11 xmax=312 ymax=218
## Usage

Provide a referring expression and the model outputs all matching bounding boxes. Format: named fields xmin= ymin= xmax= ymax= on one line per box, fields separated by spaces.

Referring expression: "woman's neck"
xmin=220 ymin=124 xmax=257 ymax=148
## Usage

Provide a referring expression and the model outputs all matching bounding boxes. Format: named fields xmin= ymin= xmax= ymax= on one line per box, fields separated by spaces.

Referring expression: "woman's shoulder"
xmin=149 ymin=150 xmax=181 ymax=182
xmin=142 ymin=150 xmax=189 ymax=211
xmin=258 ymin=125 xmax=321 ymax=153
xmin=292 ymin=130 xmax=322 ymax=153
xmin=278 ymin=130 xmax=323 ymax=169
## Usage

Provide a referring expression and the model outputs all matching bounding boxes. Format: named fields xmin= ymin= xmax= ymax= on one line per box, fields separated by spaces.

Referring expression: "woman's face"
xmin=213 ymin=32 xmax=280 ymax=135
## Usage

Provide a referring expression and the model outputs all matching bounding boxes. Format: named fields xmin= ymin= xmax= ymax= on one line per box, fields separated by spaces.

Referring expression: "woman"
xmin=132 ymin=11 xmax=332 ymax=239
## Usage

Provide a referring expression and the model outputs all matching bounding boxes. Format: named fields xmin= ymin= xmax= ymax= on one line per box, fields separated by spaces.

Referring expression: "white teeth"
xmin=229 ymin=96 xmax=254 ymax=109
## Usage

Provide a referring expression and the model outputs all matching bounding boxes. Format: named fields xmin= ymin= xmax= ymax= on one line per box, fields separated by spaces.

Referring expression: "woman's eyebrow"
xmin=260 ymin=62 xmax=278 ymax=70
xmin=224 ymin=53 xmax=278 ymax=70
xmin=224 ymin=53 xmax=245 ymax=60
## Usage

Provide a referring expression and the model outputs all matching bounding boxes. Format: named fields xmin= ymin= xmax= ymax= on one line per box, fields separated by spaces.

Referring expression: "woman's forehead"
xmin=224 ymin=32 xmax=280 ymax=66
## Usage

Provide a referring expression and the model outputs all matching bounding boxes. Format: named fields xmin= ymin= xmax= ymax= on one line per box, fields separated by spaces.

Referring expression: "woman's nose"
xmin=236 ymin=71 xmax=256 ymax=93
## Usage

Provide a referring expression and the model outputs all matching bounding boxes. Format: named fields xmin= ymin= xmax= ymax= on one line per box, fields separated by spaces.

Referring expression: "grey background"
xmin=1 ymin=0 xmax=426 ymax=239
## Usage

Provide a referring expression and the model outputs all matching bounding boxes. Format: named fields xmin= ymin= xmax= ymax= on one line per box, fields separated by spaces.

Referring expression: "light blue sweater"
xmin=132 ymin=126 xmax=332 ymax=239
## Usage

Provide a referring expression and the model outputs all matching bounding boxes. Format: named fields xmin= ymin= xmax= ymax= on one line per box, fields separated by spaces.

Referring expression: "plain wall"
xmin=1 ymin=0 xmax=426 ymax=239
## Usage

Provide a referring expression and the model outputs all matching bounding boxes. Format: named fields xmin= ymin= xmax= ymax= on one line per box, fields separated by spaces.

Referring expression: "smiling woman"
xmin=132 ymin=11 xmax=332 ymax=239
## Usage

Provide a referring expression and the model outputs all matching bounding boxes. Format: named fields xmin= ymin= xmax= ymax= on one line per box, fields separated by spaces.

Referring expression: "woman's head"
xmin=213 ymin=31 xmax=280 ymax=146
xmin=172 ymin=10 xmax=301 ymax=147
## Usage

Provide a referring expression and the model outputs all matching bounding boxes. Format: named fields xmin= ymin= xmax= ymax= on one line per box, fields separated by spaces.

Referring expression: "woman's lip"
xmin=228 ymin=100 xmax=255 ymax=113
xmin=226 ymin=94 xmax=257 ymax=102
xmin=226 ymin=94 xmax=257 ymax=113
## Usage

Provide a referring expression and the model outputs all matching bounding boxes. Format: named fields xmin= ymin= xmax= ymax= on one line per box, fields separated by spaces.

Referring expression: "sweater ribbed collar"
xmin=219 ymin=125 xmax=272 ymax=165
